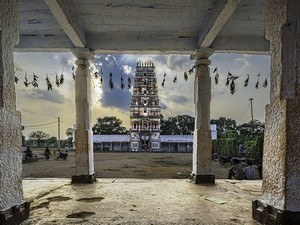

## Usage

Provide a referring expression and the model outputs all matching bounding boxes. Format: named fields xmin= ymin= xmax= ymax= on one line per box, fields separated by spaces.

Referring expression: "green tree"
xmin=65 ymin=128 xmax=73 ymax=145
xmin=28 ymin=130 xmax=50 ymax=147
xmin=161 ymin=115 xmax=194 ymax=135
xmin=210 ymin=117 xmax=237 ymax=138
xmin=46 ymin=136 xmax=58 ymax=147
xmin=65 ymin=128 xmax=73 ymax=137
xmin=92 ymin=116 xmax=127 ymax=134
xmin=237 ymin=120 xmax=265 ymax=138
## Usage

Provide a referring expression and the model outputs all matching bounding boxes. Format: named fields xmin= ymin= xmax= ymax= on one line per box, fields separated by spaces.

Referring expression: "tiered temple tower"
xmin=130 ymin=62 xmax=161 ymax=151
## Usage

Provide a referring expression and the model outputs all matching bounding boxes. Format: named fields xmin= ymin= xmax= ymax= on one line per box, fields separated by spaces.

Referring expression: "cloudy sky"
xmin=14 ymin=52 xmax=270 ymax=139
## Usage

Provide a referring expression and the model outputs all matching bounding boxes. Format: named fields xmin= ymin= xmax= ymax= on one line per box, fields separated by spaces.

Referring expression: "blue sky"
xmin=14 ymin=53 xmax=270 ymax=138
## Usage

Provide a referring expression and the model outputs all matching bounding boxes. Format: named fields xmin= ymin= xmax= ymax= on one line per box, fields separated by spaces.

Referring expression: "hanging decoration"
xmin=120 ymin=77 xmax=125 ymax=90
xmin=100 ymin=69 xmax=103 ymax=84
xmin=24 ymin=73 xmax=30 ymax=87
xmin=32 ymin=73 xmax=38 ymax=88
xmin=55 ymin=73 xmax=60 ymax=87
xmin=72 ymin=66 xmax=76 ymax=81
xmin=213 ymin=67 xmax=219 ymax=85
xmin=244 ymin=74 xmax=250 ymax=87
xmin=46 ymin=75 xmax=53 ymax=91
xmin=161 ymin=73 xmax=166 ymax=88
xmin=94 ymin=71 xmax=99 ymax=79
xmin=109 ymin=72 xmax=114 ymax=90
xmin=255 ymin=73 xmax=260 ymax=89
xmin=184 ymin=71 xmax=188 ymax=81
xmin=173 ymin=75 xmax=177 ymax=83
xmin=262 ymin=78 xmax=268 ymax=88
xmin=230 ymin=79 xmax=236 ymax=94
xmin=188 ymin=66 xmax=195 ymax=75
xmin=127 ymin=77 xmax=131 ymax=89
xmin=59 ymin=68 xmax=64 ymax=85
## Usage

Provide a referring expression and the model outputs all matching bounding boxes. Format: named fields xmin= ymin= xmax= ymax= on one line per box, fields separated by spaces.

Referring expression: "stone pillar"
xmin=0 ymin=1 xmax=30 ymax=224
xmin=252 ymin=0 xmax=300 ymax=224
xmin=71 ymin=48 xmax=96 ymax=183
xmin=190 ymin=48 xmax=215 ymax=184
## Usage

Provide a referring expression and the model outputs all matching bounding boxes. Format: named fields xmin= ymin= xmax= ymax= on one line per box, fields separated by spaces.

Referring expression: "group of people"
xmin=228 ymin=158 xmax=257 ymax=180
xmin=43 ymin=146 xmax=69 ymax=160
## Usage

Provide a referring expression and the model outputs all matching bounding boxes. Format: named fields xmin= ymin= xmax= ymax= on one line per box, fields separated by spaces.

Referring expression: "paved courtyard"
xmin=22 ymin=178 xmax=261 ymax=225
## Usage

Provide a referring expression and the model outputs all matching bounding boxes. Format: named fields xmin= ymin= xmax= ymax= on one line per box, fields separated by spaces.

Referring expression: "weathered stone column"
xmin=252 ymin=0 xmax=300 ymax=224
xmin=71 ymin=48 xmax=96 ymax=183
xmin=190 ymin=48 xmax=215 ymax=184
xmin=0 ymin=1 xmax=30 ymax=224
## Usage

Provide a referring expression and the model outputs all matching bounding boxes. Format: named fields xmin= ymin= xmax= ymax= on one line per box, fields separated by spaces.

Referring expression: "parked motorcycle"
xmin=219 ymin=155 xmax=232 ymax=165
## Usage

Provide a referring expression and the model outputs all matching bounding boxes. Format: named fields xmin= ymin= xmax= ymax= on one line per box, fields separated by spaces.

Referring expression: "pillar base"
xmin=71 ymin=173 xmax=97 ymax=184
xmin=190 ymin=173 xmax=215 ymax=184
xmin=252 ymin=200 xmax=300 ymax=225
xmin=0 ymin=202 xmax=30 ymax=225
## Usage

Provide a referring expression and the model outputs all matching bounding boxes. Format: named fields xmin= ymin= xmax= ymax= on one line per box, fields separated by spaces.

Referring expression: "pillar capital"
xmin=190 ymin=48 xmax=214 ymax=60
xmin=72 ymin=48 xmax=94 ymax=60
xmin=75 ymin=59 xmax=90 ymax=67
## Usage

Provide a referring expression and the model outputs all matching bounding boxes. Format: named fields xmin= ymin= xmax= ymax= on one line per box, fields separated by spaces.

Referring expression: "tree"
xmin=65 ymin=128 xmax=73 ymax=146
xmin=161 ymin=115 xmax=194 ymax=135
xmin=92 ymin=116 xmax=127 ymax=134
xmin=237 ymin=120 xmax=265 ymax=138
xmin=28 ymin=130 xmax=50 ymax=147
xmin=65 ymin=128 xmax=73 ymax=137
xmin=210 ymin=117 xmax=237 ymax=138
xmin=46 ymin=136 xmax=58 ymax=147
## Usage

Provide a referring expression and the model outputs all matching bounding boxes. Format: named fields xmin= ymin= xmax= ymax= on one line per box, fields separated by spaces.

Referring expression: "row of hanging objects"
xmin=86 ymin=66 xmax=133 ymax=91
xmin=161 ymin=73 xmax=166 ymax=88
xmin=15 ymin=69 xmax=65 ymax=91
xmin=211 ymin=67 xmax=269 ymax=94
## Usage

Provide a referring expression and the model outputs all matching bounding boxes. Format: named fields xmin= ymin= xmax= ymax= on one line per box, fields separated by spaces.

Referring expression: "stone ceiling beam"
xmin=44 ymin=0 xmax=86 ymax=48
xmin=197 ymin=0 xmax=240 ymax=48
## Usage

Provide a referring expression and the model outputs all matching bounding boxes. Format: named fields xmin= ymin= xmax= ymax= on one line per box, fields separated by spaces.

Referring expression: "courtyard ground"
xmin=23 ymin=150 xmax=231 ymax=179
xmin=22 ymin=150 xmax=262 ymax=224
xmin=22 ymin=178 xmax=262 ymax=225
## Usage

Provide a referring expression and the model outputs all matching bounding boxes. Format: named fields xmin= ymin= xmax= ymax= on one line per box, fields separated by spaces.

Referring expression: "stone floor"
xmin=22 ymin=178 xmax=262 ymax=225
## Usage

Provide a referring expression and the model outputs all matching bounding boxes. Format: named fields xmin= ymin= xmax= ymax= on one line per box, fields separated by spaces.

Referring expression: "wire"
xmin=23 ymin=121 xmax=57 ymax=128
xmin=237 ymin=104 xmax=250 ymax=121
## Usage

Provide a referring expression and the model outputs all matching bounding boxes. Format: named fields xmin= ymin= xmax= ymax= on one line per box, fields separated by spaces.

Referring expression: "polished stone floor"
xmin=22 ymin=178 xmax=262 ymax=225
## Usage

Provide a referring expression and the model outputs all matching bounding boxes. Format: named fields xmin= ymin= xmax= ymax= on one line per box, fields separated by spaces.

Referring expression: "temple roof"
xmin=16 ymin=0 xmax=268 ymax=54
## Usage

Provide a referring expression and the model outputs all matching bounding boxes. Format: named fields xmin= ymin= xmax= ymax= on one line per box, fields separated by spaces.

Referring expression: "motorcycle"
xmin=56 ymin=151 xmax=68 ymax=160
xmin=219 ymin=155 xmax=232 ymax=165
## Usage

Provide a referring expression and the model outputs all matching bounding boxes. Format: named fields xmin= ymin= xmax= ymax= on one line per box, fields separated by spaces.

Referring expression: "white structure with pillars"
xmin=0 ymin=0 xmax=299 ymax=224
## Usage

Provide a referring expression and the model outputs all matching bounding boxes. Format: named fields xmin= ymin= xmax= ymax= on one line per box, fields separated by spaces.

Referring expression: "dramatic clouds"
xmin=22 ymin=89 xmax=66 ymax=104
xmin=14 ymin=52 xmax=270 ymax=138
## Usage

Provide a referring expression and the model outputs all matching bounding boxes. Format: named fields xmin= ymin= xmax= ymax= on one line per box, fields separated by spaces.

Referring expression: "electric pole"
xmin=58 ymin=117 xmax=61 ymax=148
xmin=249 ymin=98 xmax=254 ymax=134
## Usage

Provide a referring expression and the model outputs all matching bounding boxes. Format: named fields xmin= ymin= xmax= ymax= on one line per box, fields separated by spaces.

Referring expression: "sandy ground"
xmin=23 ymin=150 xmax=231 ymax=179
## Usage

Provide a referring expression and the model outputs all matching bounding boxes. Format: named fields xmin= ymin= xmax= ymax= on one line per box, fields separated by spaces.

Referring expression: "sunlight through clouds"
xmin=14 ymin=52 xmax=270 ymax=138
